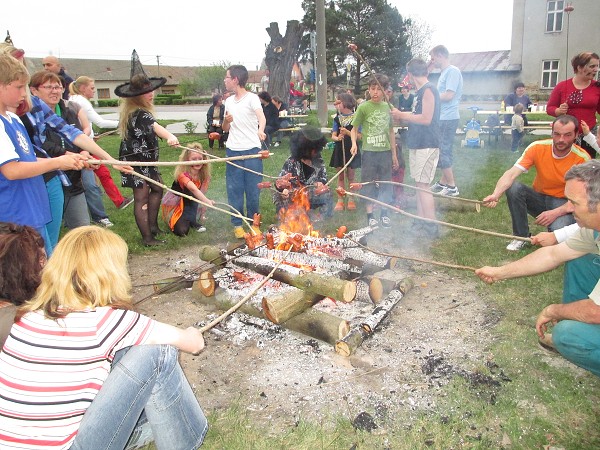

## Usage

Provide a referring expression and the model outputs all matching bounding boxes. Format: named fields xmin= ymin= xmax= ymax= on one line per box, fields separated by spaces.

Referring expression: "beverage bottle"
xmin=500 ymin=100 xmax=505 ymax=111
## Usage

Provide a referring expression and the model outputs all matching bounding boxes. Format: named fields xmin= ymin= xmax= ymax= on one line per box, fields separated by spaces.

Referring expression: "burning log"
xmin=193 ymin=287 xmax=349 ymax=345
xmin=249 ymin=247 xmax=362 ymax=278
xmin=335 ymin=278 xmax=414 ymax=356
xmin=339 ymin=247 xmax=397 ymax=270
xmin=353 ymin=280 xmax=373 ymax=303
xmin=198 ymin=245 xmax=228 ymax=266
xmin=364 ymin=276 xmax=400 ymax=304
xmin=232 ymin=255 xmax=357 ymax=302
xmin=195 ymin=271 xmax=216 ymax=297
xmin=262 ymin=289 xmax=324 ymax=324
xmin=152 ymin=276 xmax=195 ymax=295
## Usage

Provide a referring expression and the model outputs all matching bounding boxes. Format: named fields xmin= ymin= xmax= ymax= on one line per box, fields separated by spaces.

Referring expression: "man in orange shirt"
xmin=483 ymin=115 xmax=590 ymax=251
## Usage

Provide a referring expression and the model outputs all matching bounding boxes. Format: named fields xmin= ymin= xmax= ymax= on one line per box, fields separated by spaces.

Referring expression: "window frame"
xmin=541 ymin=59 xmax=560 ymax=88
xmin=546 ymin=0 xmax=564 ymax=33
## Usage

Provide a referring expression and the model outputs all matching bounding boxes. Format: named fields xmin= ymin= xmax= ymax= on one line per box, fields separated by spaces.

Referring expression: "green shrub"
xmin=97 ymin=99 xmax=119 ymax=107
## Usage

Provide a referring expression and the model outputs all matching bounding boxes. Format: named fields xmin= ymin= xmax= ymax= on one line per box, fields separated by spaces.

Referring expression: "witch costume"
xmin=115 ymin=50 xmax=166 ymax=189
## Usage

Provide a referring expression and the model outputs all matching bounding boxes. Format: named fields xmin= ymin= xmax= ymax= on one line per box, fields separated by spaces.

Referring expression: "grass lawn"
xmin=96 ymin=117 xmax=600 ymax=449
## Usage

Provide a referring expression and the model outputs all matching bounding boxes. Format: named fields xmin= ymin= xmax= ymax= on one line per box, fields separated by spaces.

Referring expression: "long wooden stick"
xmin=358 ymin=180 xmax=487 ymax=205
xmin=346 ymin=236 xmax=477 ymax=272
xmin=196 ymin=247 xmax=292 ymax=332
xmin=94 ymin=129 xmax=118 ymax=139
xmin=89 ymin=152 xmax=271 ymax=167
xmin=347 ymin=42 xmax=393 ymax=108
xmin=176 ymin=144 xmax=280 ymax=180
xmin=340 ymin=189 xmax=531 ymax=243
xmin=326 ymin=152 xmax=355 ymax=187
xmin=129 ymin=171 xmax=254 ymax=229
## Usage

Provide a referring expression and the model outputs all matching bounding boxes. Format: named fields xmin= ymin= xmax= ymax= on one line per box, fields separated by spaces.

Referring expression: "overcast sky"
xmin=5 ymin=0 xmax=513 ymax=69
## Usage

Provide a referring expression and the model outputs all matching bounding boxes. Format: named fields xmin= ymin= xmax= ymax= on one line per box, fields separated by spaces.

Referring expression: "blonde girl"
xmin=162 ymin=143 xmax=214 ymax=236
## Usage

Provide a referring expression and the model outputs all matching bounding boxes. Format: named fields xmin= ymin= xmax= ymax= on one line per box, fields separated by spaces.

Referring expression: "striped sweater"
xmin=0 ymin=307 xmax=155 ymax=449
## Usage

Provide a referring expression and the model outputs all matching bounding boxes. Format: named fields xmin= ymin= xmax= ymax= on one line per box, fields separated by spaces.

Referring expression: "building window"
xmin=541 ymin=60 xmax=560 ymax=88
xmin=97 ymin=88 xmax=110 ymax=99
xmin=546 ymin=1 xmax=564 ymax=33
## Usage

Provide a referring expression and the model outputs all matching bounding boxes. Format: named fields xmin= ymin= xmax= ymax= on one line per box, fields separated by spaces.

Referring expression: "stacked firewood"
xmin=161 ymin=225 xmax=413 ymax=356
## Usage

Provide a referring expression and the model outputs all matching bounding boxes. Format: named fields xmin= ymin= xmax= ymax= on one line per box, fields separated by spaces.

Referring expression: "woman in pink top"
xmin=547 ymin=52 xmax=600 ymax=157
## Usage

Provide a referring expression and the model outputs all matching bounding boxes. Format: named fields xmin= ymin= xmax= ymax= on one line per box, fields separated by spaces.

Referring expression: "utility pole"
xmin=156 ymin=55 xmax=161 ymax=77
xmin=315 ymin=0 xmax=328 ymax=127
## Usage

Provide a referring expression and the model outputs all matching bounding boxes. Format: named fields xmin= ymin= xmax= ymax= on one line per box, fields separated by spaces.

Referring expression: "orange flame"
xmin=276 ymin=188 xmax=319 ymax=250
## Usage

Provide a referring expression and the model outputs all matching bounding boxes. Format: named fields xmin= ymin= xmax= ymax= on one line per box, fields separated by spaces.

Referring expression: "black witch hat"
xmin=114 ymin=50 xmax=166 ymax=98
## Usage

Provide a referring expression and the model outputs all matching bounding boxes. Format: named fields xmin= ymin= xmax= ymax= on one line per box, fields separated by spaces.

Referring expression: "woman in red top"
xmin=547 ymin=52 xmax=600 ymax=157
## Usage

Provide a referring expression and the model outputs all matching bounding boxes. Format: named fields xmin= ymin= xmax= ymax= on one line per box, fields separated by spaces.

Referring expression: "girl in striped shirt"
xmin=0 ymin=226 xmax=208 ymax=450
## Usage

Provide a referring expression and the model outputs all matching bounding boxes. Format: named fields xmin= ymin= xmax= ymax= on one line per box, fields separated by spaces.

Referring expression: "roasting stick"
xmin=336 ymin=187 xmax=532 ymax=243
xmin=358 ymin=180 xmax=487 ymax=206
xmin=88 ymin=151 xmax=271 ymax=167
xmin=128 ymin=171 xmax=254 ymax=230
xmin=347 ymin=42 xmax=393 ymax=108
xmin=196 ymin=246 xmax=293 ymax=333
xmin=325 ymin=153 xmax=356 ymax=187
xmin=93 ymin=129 xmax=118 ymax=140
xmin=176 ymin=144 xmax=280 ymax=180
xmin=345 ymin=236 xmax=477 ymax=272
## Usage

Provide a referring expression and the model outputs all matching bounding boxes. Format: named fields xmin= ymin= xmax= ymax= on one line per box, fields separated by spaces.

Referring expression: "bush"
xmin=97 ymin=99 xmax=119 ymax=107
xmin=183 ymin=121 xmax=198 ymax=134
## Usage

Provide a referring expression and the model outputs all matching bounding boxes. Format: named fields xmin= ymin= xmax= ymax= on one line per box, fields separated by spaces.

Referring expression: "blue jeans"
xmin=70 ymin=345 xmax=208 ymax=450
xmin=226 ymin=147 xmax=263 ymax=227
xmin=505 ymin=182 xmax=575 ymax=237
xmin=437 ymin=119 xmax=459 ymax=169
xmin=63 ymin=191 xmax=91 ymax=229
xmin=510 ymin=130 xmax=523 ymax=152
xmin=549 ymin=253 xmax=600 ymax=376
xmin=44 ymin=176 xmax=64 ymax=255
xmin=81 ymin=169 xmax=108 ymax=221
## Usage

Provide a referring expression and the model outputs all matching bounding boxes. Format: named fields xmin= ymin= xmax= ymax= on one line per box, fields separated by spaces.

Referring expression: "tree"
xmin=404 ymin=16 xmax=434 ymax=60
xmin=300 ymin=0 xmax=412 ymax=95
xmin=178 ymin=64 xmax=228 ymax=97
xmin=265 ymin=20 xmax=305 ymax=105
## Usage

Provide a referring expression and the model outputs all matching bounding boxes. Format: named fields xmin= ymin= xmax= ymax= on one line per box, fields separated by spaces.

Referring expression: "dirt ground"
xmin=130 ymin=230 xmax=510 ymax=433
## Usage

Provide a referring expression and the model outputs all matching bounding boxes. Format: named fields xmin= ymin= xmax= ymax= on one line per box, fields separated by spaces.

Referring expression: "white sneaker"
xmin=506 ymin=239 xmax=526 ymax=251
xmin=194 ymin=225 xmax=206 ymax=233
xmin=273 ymin=142 xmax=280 ymax=147
xmin=430 ymin=181 xmax=446 ymax=193
xmin=368 ymin=218 xmax=379 ymax=227
xmin=96 ymin=218 xmax=114 ymax=228
xmin=440 ymin=186 xmax=460 ymax=197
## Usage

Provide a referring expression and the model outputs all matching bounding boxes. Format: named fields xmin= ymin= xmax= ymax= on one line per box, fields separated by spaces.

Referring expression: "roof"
xmin=26 ymin=58 xmax=198 ymax=85
xmin=431 ymin=50 xmax=521 ymax=73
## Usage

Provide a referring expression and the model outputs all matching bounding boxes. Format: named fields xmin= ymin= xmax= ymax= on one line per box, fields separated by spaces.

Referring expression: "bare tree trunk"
xmin=265 ymin=20 xmax=304 ymax=104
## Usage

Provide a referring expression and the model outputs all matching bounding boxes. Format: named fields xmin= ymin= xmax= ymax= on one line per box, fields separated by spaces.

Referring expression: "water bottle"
xmin=500 ymin=100 xmax=505 ymax=112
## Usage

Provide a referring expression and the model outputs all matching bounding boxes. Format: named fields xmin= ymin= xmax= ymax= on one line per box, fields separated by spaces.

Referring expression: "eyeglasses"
xmin=37 ymin=85 xmax=63 ymax=91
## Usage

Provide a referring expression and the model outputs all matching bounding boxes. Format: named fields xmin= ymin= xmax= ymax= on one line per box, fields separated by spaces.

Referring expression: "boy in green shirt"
xmin=350 ymin=74 xmax=399 ymax=227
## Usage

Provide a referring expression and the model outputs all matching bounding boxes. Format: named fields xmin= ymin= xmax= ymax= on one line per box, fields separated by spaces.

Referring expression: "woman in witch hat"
xmin=115 ymin=50 xmax=179 ymax=246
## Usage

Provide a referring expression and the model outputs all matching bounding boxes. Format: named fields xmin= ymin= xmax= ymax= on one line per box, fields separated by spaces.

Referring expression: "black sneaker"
xmin=380 ymin=216 xmax=391 ymax=228
xmin=368 ymin=218 xmax=379 ymax=227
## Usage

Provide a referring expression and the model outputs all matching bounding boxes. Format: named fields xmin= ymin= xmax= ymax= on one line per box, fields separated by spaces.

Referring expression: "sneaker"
xmin=194 ymin=225 xmax=207 ymax=233
xmin=334 ymin=200 xmax=345 ymax=211
xmin=440 ymin=186 xmax=460 ymax=197
xmin=506 ymin=239 xmax=527 ymax=251
xmin=368 ymin=218 xmax=379 ymax=227
xmin=118 ymin=196 xmax=134 ymax=210
xmin=346 ymin=200 xmax=356 ymax=210
xmin=430 ymin=181 xmax=447 ymax=193
xmin=380 ymin=216 xmax=391 ymax=228
xmin=234 ymin=226 xmax=245 ymax=239
xmin=273 ymin=142 xmax=280 ymax=147
xmin=96 ymin=218 xmax=114 ymax=228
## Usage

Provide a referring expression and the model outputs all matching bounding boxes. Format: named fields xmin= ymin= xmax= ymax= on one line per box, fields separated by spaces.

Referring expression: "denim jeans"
xmin=70 ymin=345 xmax=208 ymax=450
xmin=44 ymin=176 xmax=64 ymax=254
xmin=437 ymin=119 xmax=459 ymax=169
xmin=510 ymin=130 xmax=523 ymax=152
xmin=81 ymin=169 xmax=108 ymax=221
xmin=63 ymin=191 xmax=91 ymax=229
xmin=505 ymin=182 xmax=575 ymax=237
xmin=226 ymin=147 xmax=263 ymax=226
